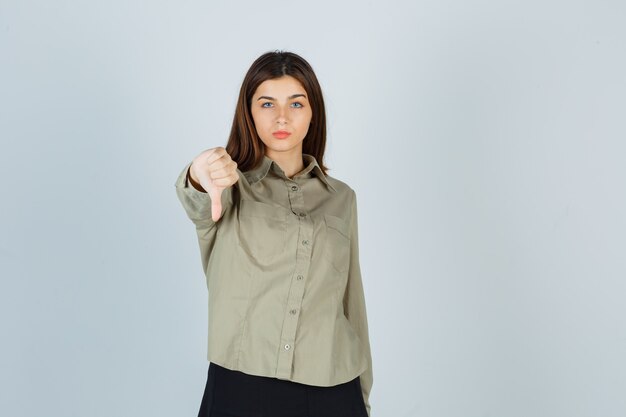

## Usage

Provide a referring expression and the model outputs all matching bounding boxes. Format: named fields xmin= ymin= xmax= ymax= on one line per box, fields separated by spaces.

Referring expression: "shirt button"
xmin=297 ymin=275 xmax=303 ymax=280
xmin=290 ymin=309 xmax=297 ymax=315
xmin=299 ymin=212 xmax=306 ymax=217
xmin=291 ymin=185 xmax=298 ymax=191
xmin=302 ymin=240 xmax=309 ymax=245
xmin=284 ymin=344 xmax=291 ymax=350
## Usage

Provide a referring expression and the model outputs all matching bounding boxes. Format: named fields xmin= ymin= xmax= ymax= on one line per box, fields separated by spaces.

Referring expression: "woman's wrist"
xmin=187 ymin=166 xmax=207 ymax=192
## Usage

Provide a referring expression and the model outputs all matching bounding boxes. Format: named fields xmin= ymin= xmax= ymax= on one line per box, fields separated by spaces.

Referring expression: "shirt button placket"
xmin=276 ymin=180 xmax=312 ymax=379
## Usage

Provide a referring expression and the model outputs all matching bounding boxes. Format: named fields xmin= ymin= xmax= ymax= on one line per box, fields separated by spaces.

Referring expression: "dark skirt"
xmin=198 ymin=362 xmax=368 ymax=417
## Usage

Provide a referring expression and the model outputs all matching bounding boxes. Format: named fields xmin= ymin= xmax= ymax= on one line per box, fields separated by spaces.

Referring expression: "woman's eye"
xmin=261 ymin=102 xmax=303 ymax=108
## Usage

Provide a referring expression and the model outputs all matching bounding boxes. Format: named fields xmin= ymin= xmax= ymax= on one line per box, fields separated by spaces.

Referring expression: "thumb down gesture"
xmin=189 ymin=147 xmax=239 ymax=222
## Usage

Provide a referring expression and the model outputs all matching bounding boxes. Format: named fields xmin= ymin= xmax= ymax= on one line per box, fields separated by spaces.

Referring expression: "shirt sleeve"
xmin=344 ymin=189 xmax=373 ymax=417
xmin=174 ymin=161 xmax=234 ymax=272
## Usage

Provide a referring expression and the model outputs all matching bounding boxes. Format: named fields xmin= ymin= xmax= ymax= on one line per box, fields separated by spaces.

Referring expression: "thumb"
xmin=209 ymin=186 xmax=224 ymax=222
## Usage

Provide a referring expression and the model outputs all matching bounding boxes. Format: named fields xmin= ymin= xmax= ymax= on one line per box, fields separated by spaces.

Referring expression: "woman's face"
xmin=250 ymin=75 xmax=313 ymax=158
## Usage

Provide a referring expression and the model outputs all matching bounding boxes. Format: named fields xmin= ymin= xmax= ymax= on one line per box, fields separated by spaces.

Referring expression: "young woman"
xmin=175 ymin=50 xmax=373 ymax=417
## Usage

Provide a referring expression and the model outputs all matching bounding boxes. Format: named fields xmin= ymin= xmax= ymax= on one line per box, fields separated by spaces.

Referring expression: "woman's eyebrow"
xmin=257 ymin=94 xmax=307 ymax=101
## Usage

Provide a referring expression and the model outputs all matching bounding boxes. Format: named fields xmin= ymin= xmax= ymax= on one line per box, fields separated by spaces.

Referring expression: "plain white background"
xmin=1 ymin=1 xmax=625 ymax=416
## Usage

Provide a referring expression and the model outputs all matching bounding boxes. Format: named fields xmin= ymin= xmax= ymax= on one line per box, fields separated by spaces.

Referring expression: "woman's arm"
xmin=174 ymin=161 xmax=234 ymax=273
xmin=175 ymin=161 xmax=233 ymax=225
xmin=344 ymin=189 xmax=373 ymax=417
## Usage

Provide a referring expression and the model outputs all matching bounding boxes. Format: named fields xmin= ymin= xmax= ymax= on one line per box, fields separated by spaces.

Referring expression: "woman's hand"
xmin=189 ymin=147 xmax=239 ymax=222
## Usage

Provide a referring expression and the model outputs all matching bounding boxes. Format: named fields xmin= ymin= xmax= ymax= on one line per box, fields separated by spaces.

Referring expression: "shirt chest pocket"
xmin=237 ymin=200 xmax=288 ymax=263
xmin=323 ymin=214 xmax=351 ymax=273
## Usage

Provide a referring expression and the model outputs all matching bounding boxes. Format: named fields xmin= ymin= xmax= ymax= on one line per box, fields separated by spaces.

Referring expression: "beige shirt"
xmin=175 ymin=153 xmax=373 ymax=416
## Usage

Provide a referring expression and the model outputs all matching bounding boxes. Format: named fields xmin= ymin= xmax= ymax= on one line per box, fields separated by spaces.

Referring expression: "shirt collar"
xmin=244 ymin=153 xmax=337 ymax=193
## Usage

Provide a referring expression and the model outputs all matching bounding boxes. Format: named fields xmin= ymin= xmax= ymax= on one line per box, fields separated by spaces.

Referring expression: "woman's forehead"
xmin=254 ymin=76 xmax=307 ymax=97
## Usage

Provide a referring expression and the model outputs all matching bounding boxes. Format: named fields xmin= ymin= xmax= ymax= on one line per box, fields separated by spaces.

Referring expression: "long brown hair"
xmin=225 ymin=50 xmax=329 ymax=175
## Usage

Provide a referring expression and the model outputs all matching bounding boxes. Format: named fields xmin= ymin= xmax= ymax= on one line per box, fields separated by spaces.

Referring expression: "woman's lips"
xmin=272 ymin=131 xmax=291 ymax=139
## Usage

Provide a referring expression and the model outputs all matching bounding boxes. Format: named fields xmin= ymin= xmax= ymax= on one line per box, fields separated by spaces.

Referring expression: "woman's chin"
xmin=264 ymin=138 xmax=303 ymax=153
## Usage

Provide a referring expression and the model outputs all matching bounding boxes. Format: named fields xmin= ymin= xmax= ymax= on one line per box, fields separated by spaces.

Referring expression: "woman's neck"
xmin=266 ymin=150 xmax=305 ymax=179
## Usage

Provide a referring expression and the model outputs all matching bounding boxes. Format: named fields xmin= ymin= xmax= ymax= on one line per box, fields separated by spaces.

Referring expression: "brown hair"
xmin=225 ymin=50 xmax=329 ymax=174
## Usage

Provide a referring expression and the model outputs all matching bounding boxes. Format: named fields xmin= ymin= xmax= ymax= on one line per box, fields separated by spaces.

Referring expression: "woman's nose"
xmin=275 ymin=106 xmax=288 ymax=125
